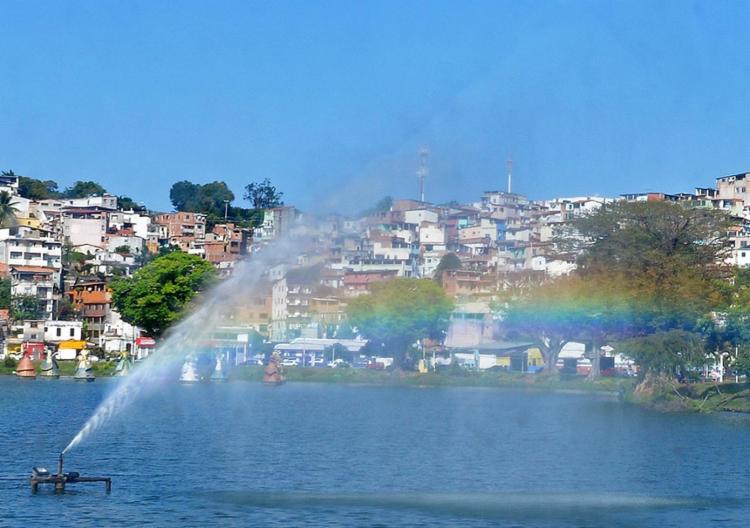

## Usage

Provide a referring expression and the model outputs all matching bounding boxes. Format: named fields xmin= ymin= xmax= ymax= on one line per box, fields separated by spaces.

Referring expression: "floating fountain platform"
xmin=30 ymin=454 xmax=111 ymax=494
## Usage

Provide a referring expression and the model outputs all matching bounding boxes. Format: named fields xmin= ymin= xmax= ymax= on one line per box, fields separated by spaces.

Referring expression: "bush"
xmin=4 ymin=356 xmax=18 ymax=368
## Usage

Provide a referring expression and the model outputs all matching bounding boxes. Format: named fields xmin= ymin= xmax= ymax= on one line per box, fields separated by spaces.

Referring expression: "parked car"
xmin=281 ymin=358 xmax=299 ymax=367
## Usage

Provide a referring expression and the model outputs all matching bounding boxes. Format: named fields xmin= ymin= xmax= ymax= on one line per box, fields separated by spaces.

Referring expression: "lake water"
xmin=1 ymin=376 xmax=749 ymax=527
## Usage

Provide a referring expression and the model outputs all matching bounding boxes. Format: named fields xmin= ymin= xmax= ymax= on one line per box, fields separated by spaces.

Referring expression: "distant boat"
xmin=73 ymin=352 xmax=95 ymax=382
xmin=39 ymin=352 xmax=60 ymax=379
xmin=15 ymin=354 xmax=37 ymax=379
xmin=179 ymin=356 xmax=200 ymax=383
xmin=210 ymin=354 xmax=226 ymax=382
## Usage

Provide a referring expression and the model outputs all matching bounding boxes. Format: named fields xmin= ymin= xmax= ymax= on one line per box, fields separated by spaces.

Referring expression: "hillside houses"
xmin=3 ymin=166 xmax=750 ymax=360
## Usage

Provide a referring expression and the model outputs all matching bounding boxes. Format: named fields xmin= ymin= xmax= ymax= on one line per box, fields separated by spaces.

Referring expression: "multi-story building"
xmin=62 ymin=207 xmax=109 ymax=248
xmin=152 ymin=212 xmax=207 ymax=251
xmin=10 ymin=266 xmax=57 ymax=318
xmin=68 ymin=279 xmax=112 ymax=345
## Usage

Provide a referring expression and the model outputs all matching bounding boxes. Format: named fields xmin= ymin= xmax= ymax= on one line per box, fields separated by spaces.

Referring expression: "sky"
xmin=2 ymin=0 xmax=750 ymax=214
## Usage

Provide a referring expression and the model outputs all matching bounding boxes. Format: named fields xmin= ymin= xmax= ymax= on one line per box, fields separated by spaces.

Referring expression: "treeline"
xmin=169 ymin=178 xmax=282 ymax=228
xmin=3 ymin=169 xmax=284 ymax=228
xmin=502 ymin=200 xmax=750 ymax=388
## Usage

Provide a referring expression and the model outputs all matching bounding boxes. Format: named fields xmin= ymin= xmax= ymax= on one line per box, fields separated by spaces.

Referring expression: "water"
xmin=2 ymin=377 xmax=749 ymax=527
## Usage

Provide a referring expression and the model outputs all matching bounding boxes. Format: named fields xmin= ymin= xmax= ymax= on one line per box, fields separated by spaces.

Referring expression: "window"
xmin=70 ymin=328 xmax=75 ymax=337
xmin=56 ymin=328 xmax=61 ymax=337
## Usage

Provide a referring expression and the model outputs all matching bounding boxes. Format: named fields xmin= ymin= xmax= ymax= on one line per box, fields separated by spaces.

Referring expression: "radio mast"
xmin=417 ymin=146 xmax=429 ymax=202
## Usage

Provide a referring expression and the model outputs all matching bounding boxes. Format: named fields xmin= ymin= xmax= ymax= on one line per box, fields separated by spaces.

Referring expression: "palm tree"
xmin=0 ymin=191 xmax=19 ymax=228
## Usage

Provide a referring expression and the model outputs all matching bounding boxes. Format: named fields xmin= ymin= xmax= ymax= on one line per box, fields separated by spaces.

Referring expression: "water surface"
xmin=1 ymin=377 xmax=748 ymax=526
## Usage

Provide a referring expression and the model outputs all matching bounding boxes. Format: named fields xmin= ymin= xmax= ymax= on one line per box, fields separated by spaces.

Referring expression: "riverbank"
xmin=630 ymin=379 xmax=750 ymax=413
xmin=0 ymin=360 xmax=117 ymax=377
xmin=230 ymin=365 xmax=636 ymax=395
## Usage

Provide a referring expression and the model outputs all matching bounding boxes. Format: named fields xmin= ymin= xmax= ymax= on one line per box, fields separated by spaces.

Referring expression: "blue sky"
xmin=2 ymin=0 xmax=750 ymax=213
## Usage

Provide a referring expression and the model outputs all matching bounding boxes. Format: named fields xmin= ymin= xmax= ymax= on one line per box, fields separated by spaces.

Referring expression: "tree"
xmin=117 ymin=195 xmax=146 ymax=212
xmin=359 ymin=196 xmax=393 ymax=217
xmin=0 ymin=278 xmax=10 ymax=309
xmin=502 ymin=274 xmax=632 ymax=374
xmin=557 ymin=201 xmax=734 ymax=381
xmin=244 ymin=178 xmax=283 ymax=209
xmin=62 ymin=180 xmax=107 ymax=198
xmin=11 ymin=295 xmax=45 ymax=321
xmin=346 ymin=278 xmax=453 ymax=368
xmin=0 ymin=191 xmax=19 ymax=227
xmin=433 ymin=253 xmax=462 ymax=285
xmin=111 ymin=252 xmax=217 ymax=337
xmin=621 ymin=330 xmax=706 ymax=379
xmin=169 ymin=180 xmax=235 ymax=219
xmin=564 ymin=201 xmax=732 ymax=328
xmin=18 ymin=175 xmax=60 ymax=200
xmin=169 ymin=181 xmax=199 ymax=211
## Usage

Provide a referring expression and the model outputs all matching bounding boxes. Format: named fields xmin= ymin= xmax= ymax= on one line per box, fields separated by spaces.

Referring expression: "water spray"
xmin=49 ymin=232 xmax=308 ymax=482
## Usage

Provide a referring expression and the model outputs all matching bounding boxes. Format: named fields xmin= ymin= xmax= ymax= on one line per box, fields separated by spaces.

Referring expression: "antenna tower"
xmin=506 ymin=157 xmax=513 ymax=194
xmin=417 ymin=146 xmax=429 ymax=202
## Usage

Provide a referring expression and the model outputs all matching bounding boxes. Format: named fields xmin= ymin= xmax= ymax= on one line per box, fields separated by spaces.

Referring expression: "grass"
xmin=230 ymin=365 xmax=636 ymax=394
xmin=0 ymin=360 xmax=117 ymax=377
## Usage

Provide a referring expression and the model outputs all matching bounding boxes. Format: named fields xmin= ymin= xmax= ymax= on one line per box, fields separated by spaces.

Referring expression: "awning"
xmin=58 ymin=340 xmax=87 ymax=350
xmin=136 ymin=337 xmax=156 ymax=347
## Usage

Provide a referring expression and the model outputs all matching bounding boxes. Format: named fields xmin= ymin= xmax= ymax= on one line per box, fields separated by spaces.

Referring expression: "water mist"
xmin=62 ymin=235 xmax=304 ymax=454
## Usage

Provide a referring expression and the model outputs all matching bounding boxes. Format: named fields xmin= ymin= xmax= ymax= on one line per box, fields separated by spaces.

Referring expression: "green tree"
xmin=117 ymin=195 xmax=146 ymax=212
xmin=0 ymin=278 xmax=10 ymax=309
xmin=17 ymin=175 xmax=60 ymax=199
xmin=556 ymin=201 xmax=733 ymax=382
xmin=0 ymin=191 xmax=19 ymax=227
xmin=111 ymin=252 xmax=217 ymax=337
xmin=11 ymin=295 xmax=45 ymax=321
xmin=169 ymin=180 xmax=235 ymax=219
xmin=503 ymin=274 xmax=631 ymax=374
xmin=346 ymin=278 xmax=453 ymax=368
xmin=564 ymin=201 xmax=732 ymax=329
xmin=244 ymin=178 xmax=283 ymax=209
xmin=620 ymin=330 xmax=706 ymax=378
xmin=62 ymin=180 xmax=107 ymax=198
xmin=359 ymin=196 xmax=393 ymax=217
xmin=433 ymin=253 xmax=462 ymax=285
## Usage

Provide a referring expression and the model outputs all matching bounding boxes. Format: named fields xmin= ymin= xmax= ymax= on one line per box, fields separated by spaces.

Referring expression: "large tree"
xmin=244 ymin=178 xmax=283 ymax=209
xmin=62 ymin=180 xmax=107 ymax=198
xmin=111 ymin=252 xmax=217 ymax=337
xmin=346 ymin=278 xmax=453 ymax=368
xmin=502 ymin=273 xmax=633 ymax=374
xmin=169 ymin=180 xmax=236 ymax=219
xmin=18 ymin=175 xmax=60 ymax=200
xmin=556 ymin=201 xmax=733 ymax=380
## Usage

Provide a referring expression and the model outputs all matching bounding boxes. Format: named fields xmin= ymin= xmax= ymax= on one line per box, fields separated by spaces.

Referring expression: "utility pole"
xmin=224 ymin=200 xmax=230 ymax=221
xmin=417 ymin=146 xmax=429 ymax=203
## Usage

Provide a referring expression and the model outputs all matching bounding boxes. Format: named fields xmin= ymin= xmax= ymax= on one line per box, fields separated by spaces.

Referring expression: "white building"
xmin=44 ymin=321 xmax=83 ymax=343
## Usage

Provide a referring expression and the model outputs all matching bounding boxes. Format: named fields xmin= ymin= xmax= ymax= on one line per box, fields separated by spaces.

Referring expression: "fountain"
xmin=39 ymin=351 xmax=60 ymax=379
xmin=210 ymin=353 xmax=226 ymax=382
xmin=15 ymin=352 xmax=36 ymax=379
xmin=73 ymin=350 xmax=95 ymax=382
xmin=60 ymin=234 xmax=304 ymax=456
xmin=179 ymin=355 xmax=200 ymax=383
xmin=30 ymin=453 xmax=111 ymax=494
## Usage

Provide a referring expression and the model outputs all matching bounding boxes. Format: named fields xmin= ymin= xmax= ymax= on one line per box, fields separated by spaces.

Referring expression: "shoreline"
xmin=4 ymin=362 xmax=749 ymax=413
